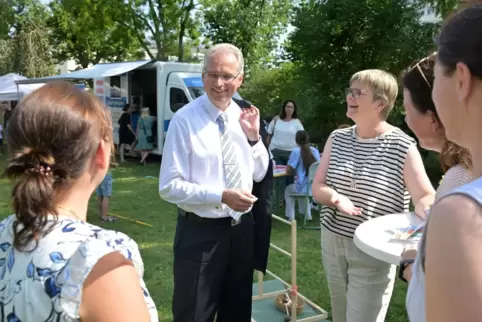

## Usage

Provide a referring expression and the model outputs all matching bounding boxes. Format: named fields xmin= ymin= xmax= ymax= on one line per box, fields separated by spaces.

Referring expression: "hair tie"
xmin=25 ymin=165 xmax=53 ymax=177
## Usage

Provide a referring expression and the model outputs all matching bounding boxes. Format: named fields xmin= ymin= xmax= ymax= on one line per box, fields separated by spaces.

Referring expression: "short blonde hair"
xmin=350 ymin=69 xmax=398 ymax=119
xmin=203 ymin=43 xmax=244 ymax=74
xmin=141 ymin=107 xmax=150 ymax=116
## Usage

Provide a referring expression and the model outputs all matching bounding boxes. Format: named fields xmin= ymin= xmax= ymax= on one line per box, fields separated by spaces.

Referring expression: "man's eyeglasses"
xmin=204 ymin=72 xmax=240 ymax=83
xmin=345 ymin=88 xmax=365 ymax=99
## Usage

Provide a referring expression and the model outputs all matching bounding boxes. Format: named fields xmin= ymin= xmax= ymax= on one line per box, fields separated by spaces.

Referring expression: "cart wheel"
xmin=283 ymin=317 xmax=290 ymax=322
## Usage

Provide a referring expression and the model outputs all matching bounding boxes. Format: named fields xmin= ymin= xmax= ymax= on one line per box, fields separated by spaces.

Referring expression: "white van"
xmin=93 ymin=61 xmax=206 ymax=155
xmin=15 ymin=60 xmax=225 ymax=155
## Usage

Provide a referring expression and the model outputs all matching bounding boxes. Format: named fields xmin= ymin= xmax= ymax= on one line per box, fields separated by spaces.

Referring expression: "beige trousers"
xmin=321 ymin=228 xmax=396 ymax=322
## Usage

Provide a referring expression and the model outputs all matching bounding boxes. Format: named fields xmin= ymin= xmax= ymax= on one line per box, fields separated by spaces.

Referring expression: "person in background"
xmin=284 ymin=130 xmax=320 ymax=221
xmin=262 ymin=116 xmax=274 ymax=160
xmin=263 ymin=115 xmax=273 ymax=131
xmin=3 ymin=102 xmax=11 ymax=132
xmin=398 ymin=53 xmax=473 ymax=322
xmin=159 ymin=43 xmax=269 ymax=322
xmin=118 ymin=104 xmax=136 ymax=163
xmin=96 ymin=161 xmax=118 ymax=223
xmin=0 ymin=123 xmax=3 ymax=155
xmin=420 ymin=4 xmax=482 ymax=321
xmin=267 ymin=100 xmax=304 ymax=164
xmin=312 ymin=69 xmax=435 ymax=322
xmin=0 ymin=81 xmax=157 ymax=321
xmin=267 ymin=100 xmax=304 ymax=205
xmin=135 ymin=107 xmax=156 ymax=165
xmin=131 ymin=104 xmax=140 ymax=131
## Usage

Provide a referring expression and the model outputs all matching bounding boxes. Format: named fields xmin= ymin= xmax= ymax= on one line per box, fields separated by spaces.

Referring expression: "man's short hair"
xmin=203 ymin=43 xmax=244 ymax=75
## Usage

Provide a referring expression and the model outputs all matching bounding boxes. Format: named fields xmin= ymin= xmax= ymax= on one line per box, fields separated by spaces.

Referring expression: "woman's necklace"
xmin=350 ymin=131 xmax=382 ymax=190
xmin=57 ymin=206 xmax=83 ymax=222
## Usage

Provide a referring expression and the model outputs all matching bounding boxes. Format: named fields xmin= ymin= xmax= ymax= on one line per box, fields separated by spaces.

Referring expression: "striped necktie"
xmin=217 ymin=113 xmax=243 ymax=220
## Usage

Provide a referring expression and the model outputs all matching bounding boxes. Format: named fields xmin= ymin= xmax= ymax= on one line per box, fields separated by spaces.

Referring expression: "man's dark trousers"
xmin=172 ymin=210 xmax=255 ymax=322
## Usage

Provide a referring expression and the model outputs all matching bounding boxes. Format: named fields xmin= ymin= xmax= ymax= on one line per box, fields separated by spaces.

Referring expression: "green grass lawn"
xmin=0 ymin=156 xmax=409 ymax=321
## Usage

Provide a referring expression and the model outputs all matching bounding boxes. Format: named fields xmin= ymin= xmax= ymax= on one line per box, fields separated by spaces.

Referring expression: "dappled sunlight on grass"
xmin=138 ymin=242 xmax=173 ymax=250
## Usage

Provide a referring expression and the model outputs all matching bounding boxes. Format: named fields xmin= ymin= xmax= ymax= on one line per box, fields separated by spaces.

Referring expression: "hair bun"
xmin=2 ymin=147 xmax=57 ymax=180
xmin=14 ymin=147 xmax=56 ymax=167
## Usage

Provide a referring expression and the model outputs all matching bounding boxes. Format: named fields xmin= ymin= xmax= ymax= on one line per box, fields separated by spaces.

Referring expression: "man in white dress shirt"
xmin=159 ymin=43 xmax=270 ymax=322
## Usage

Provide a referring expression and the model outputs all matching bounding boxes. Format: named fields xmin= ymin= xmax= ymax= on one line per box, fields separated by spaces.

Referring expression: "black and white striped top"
xmin=321 ymin=126 xmax=416 ymax=239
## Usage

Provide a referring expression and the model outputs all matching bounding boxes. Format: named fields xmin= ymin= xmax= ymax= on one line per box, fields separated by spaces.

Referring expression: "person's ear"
xmin=93 ymin=140 xmax=110 ymax=170
xmin=455 ymin=62 xmax=472 ymax=103
xmin=375 ymin=101 xmax=385 ymax=113
xmin=428 ymin=110 xmax=442 ymax=133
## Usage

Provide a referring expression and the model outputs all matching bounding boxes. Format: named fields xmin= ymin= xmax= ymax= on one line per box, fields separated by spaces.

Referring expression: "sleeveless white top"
xmin=406 ymin=164 xmax=473 ymax=322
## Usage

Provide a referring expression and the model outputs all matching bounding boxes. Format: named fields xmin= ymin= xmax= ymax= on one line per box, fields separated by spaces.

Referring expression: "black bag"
xmin=140 ymin=117 xmax=154 ymax=143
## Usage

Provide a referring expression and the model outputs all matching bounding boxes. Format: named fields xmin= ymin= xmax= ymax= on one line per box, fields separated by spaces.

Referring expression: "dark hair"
xmin=403 ymin=54 xmax=472 ymax=172
xmin=1 ymin=81 xmax=113 ymax=251
xmin=122 ymin=103 xmax=130 ymax=112
xmin=436 ymin=3 xmax=482 ymax=79
xmin=279 ymin=100 xmax=298 ymax=120
xmin=264 ymin=116 xmax=274 ymax=124
xmin=296 ymin=130 xmax=316 ymax=174
xmin=337 ymin=124 xmax=351 ymax=129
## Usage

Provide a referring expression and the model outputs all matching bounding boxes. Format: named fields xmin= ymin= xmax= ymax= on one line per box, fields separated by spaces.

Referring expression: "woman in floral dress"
xmin=0 ymin=81 xmax=157 ymax=321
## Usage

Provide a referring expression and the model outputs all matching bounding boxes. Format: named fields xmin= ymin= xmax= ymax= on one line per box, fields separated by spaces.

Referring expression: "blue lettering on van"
xmin=183 ymin=77 xmax=203 ymax=87
xmin=106 ymin=97 xmax=126 ymax=108
xmin=164 ymin=119 xmax=170 ymax=132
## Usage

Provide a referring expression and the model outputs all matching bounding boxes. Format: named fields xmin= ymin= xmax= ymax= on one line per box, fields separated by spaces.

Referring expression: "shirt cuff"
xmin=205 ymin=186 xmax=224 ymax=205
xmin=251 ymin=139 xmax=265 ymax=156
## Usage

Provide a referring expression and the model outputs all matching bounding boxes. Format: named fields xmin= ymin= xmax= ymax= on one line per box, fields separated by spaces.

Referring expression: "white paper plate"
xmin=353 ymin=212 xmax=424 ymax=265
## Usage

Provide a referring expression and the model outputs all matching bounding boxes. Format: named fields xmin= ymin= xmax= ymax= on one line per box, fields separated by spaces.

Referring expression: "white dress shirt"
xmin=159 ymin=94 xmax=269 ymax=218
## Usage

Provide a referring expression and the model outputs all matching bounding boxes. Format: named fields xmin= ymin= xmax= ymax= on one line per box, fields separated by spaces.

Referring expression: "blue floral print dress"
xmin=0 ymin=215 xmax=158 ymax=321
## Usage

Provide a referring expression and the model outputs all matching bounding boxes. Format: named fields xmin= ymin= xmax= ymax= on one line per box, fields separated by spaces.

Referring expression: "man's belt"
xmin=178 ymin=208 xmax=243 ymax=226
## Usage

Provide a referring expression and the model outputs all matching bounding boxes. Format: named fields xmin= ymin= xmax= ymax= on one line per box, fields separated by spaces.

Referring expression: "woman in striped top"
xmin=312 ymin=69 xmax=435 ymax=322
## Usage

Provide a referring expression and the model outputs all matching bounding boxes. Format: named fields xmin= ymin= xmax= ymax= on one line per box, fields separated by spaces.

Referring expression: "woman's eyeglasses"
xmin=345 ymin=88 xmax=365 ymax=99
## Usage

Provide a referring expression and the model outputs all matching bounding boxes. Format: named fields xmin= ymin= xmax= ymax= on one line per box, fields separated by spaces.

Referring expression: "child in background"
xmin=96 ymin=162 xmax=118 ymax=223
xmin=284 ymin=130 xmax=321 ymax=221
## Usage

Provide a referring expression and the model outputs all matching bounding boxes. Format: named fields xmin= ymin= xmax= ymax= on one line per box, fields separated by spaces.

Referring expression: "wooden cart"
xmin=251 ymin=214 xmax=329 ymax=321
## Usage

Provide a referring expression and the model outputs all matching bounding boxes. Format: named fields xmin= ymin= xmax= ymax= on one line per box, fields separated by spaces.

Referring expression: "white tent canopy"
xmin=14 ymin=60 xmax=155 ymax=85
xmin=0 ymin=73 xmax=44 ymax=101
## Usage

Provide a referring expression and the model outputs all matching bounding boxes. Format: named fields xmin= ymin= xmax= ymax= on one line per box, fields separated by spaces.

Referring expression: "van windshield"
xmin=188 ymin=87 xmax=243 ymax=100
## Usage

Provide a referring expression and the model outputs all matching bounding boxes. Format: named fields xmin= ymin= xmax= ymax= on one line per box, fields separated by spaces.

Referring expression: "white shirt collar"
xmin=202 ymin=94 xmax=239 ymax=122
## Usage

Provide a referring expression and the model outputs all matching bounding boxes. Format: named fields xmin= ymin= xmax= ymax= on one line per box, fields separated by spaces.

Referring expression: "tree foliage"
xmin=241 ymin=0 xmax=439 ymax=146
xmin=0 ymin=0 xmax=15 ymax=39
xmin=202 ymin=0 xmax=292 ymax=71
xmin=0 ymin=0 xmax=54 ymax=77
xmin=289 ymin=0 xmax=438 ymax=141
xmin=121 ymin=0 xmax=202 ymax=61
xmin=49 ymin=0 xmax=143 ymax=69
xmin=416 ymin=0 xmax=464 ymax=17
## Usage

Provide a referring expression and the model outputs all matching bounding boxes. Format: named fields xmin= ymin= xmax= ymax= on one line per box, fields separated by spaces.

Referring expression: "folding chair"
xmin=287 ymin=161 xmax=321 ymax=230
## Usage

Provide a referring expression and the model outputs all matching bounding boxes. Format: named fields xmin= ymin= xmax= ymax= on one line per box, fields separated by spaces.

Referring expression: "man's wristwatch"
xmin=398 ymin=259 xmax=415 ymax=283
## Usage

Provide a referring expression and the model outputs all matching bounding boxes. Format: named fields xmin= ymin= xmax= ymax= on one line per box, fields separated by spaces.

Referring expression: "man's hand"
xmin=222 ymin=189 xmax=258 ymax=212
xmin=239 ymin=105 xmax=260 ymax=141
